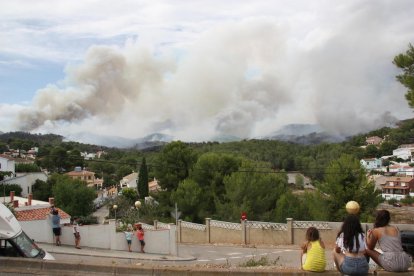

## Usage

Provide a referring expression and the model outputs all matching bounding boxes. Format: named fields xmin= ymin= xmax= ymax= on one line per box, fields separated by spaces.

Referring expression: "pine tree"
xmin=137 ymin=157 xmax=149 ymax=199
xmin=393 ymin=43 xmax=414 ymax=108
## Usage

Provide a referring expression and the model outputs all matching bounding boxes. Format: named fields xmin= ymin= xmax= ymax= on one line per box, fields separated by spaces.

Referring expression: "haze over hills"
xmin=264 ymin=124 xmax=346 ymax=145
xmin=60 ymin=123 xmax=348 ymax=148
xmin=63 ymin=132 xmax=173 ymax=149
xmin=0 ymin=120 xmax=401 ymax=149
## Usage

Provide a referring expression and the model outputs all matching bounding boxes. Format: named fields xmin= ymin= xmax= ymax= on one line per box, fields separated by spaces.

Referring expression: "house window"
xmin=402 ymin=183 xmax=407 ymax=187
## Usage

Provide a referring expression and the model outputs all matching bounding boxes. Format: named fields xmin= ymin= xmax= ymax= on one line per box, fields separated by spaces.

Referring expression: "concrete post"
xmin=169 ymin=224 xmax=178 ymax=256
xmin=154 ymin=220 xmax=158 ymax=229
xmin=109 ymin=219 xmax=117 ymax=250
xmin=205 ymin=218 xmax=211 ymax=243
xmin=177 ymin=220 xmax=182 ymax=243
xmin=241 ymin=219 xmax=247 ymax=245
xmin=287 ymin=218 xmax=293 ymax=244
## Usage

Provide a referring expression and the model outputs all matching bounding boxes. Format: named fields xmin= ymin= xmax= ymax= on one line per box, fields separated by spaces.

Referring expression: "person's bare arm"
xmin=366 ymin=229 xmax=378 ymax=250
xmin=319 ymin=239 xmax=325 ymax=249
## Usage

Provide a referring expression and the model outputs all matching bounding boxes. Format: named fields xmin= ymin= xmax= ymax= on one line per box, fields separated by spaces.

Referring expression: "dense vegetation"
xmin=3 ymin=118 xmax=411 ymax=223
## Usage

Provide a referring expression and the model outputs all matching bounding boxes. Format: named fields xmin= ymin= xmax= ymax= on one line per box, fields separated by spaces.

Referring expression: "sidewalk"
xmin=38 ymin=242 xmax=196 ymax=262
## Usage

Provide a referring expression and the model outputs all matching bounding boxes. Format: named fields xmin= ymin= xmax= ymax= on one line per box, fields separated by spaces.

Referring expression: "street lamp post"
xmin=135 ymin=200 xmax=141 ymax=220
xmin=113 ymin=204 xmax=118 ymax=222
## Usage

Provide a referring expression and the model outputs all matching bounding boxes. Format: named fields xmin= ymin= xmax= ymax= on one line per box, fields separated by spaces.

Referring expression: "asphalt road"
xmin=52 ymin=243 xmax=337 ymax=270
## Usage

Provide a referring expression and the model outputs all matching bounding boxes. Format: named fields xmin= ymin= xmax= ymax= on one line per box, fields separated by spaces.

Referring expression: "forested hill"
xmin=0 ymin=131 xmax=111 ymax=153
xmin=0 ymin=131 xmax=63 ymax=145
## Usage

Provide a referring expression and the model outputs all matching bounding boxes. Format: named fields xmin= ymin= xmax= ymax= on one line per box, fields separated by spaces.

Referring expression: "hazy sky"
xmin=0 ymin=0 xmax=413 ymax=142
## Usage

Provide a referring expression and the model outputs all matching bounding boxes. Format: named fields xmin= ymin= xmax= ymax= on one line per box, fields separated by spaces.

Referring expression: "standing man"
xmin=73 ymin=218 xmax=81 ymax=249
xmin=50 ymin=207 xmax=61 ymax=246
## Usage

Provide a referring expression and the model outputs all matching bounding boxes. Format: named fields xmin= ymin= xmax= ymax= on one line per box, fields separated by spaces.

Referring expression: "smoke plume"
xmin=16 ymin=17 xmax=412 ymax=141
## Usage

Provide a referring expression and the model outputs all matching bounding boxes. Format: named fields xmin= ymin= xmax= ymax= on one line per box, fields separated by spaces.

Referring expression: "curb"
xmin=1 ymin=258 xmax=413 ymax=275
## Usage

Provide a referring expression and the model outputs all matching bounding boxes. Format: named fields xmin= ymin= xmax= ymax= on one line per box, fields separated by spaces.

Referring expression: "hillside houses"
xmin=360 ymin=141 xmax=414 ymax=201
xmin=360 ymin=158 xmax=382 ymax=170
xmin=366 ymin=136 xmax=383 ymax=145
xmin=393 ymin=144 xmax=414 ymax=160
xmin=120 ymin=172 xmax=138 ymax=189
xmin=66 ymin=167 xmax=103 ymax=188
xmin=381 ymin=176 xmax=414 ymax=201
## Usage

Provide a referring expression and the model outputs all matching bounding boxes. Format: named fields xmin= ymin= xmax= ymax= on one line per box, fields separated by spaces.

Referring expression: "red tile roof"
xmin=15 ymin=207 xmax=71 ymax=221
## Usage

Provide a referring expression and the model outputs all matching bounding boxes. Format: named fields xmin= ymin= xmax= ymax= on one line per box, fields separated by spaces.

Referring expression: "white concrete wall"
xmin=19 ymin=219 xmax=177 ymax=255
xmin=20 ymin=219 xmax=53 ymax=244
xmin=0 ymin=157 xmax=15 ymax=175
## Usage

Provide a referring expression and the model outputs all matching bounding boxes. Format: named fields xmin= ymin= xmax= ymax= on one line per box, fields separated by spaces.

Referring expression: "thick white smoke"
xmin=15 ymin=16 xmax=412 ymax=141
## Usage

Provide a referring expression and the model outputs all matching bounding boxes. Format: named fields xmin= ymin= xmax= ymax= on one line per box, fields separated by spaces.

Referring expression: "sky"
xmin=0 ymin=0 xmax=413 ymax=142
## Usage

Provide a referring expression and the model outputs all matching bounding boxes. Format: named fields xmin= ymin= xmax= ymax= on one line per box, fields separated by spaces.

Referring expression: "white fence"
xmin=20 ymin=218 xmax=177 ymax=255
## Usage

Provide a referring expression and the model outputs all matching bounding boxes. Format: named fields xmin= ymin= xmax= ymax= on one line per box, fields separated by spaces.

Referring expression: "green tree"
xmin=365 ymin=145 xmax=379 ymax=158
xmin=0 ymin=171 xmax=13 ymax=181
xmin=0 ymin=142 xmax=7 ymax=152
xmin=52 ymin=174 xmax=96 ymax=217
xmin=49 ymin=146 xmax=69 ymax=172
xmin=155 ymin=141 xmax=197 ymax=191
xmin=122 ymin=187 xmax=138 ymax=203
xmin=0 ymin=184 xmax=22 ymax=197
xmin=137 ymin=157 xmax=149 ymax=198
xmin=317 ymin=154 xmax=382 ymax=221
xmin=116 ymin=165 xmax=134 ymax=180
xmin=275 ymin=192 xmax=303 ymax=222
xmin=216 ymin=160 xmax=288 ymax=222
xmin=171 ymin=179 xmax=202 ymax=222
xmin=295 ymin=174 xmax=304 ymax=188
xmin=32 ymin=179 xmax=52 ymax=201
xmin=15 ymin=163 xmax=41 ymax=173
xmin=190 ymin=152 xmax=241 ymax=217
xmin=393 ymin=43 xmax=414 ymax=108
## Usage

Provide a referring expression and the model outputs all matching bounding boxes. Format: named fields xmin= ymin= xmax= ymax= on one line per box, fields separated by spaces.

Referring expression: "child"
xmin=301 ymin=227 xmax=326 ymax=272
xmin=136 ymin=224 xmax=145 ymax=253
xmin=73 ymin=218 xmax=81 ymax=249
xmin=124 ymin=225 xmax=133 ymax=252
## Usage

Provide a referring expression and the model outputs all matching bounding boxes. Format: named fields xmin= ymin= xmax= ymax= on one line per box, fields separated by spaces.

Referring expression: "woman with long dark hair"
xmin=366 ymin=209 xmax=412 ymax=272
xmin=333 ymin=214 xmax=369 ymax=275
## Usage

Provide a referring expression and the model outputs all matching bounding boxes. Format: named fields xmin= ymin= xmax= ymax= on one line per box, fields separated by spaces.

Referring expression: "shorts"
xmin=340 ymin=256 xmax=369 ymax=275
xmin=53 ymin=227 xmax=61 ymax=236
xmin=74 ymin=232 xmax=80 ymax=239
xmin=127 ymin=240 xmax=132 ymax=245
xmin=139 ymin=240 xmax=145 ymax=246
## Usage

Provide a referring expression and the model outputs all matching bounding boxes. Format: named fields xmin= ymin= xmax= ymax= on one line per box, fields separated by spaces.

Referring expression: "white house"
xmin=0 ymin=154 xmax=15 ymax=176
xmin=393 ymin=144 xmax=414 ymax=160
xmin=1 ymin=172 xmax=48 ymax=197
xmin=388 ymin=163 xmax=414 ymax=176
xmin=360 ymin=158 xmax=382 ymax=170
xmin=120 ymin=172 xmax=138 ymax=189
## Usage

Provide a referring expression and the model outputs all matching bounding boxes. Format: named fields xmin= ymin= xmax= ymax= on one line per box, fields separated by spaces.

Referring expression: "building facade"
xmin=381 ymin=176 xmax=414 ymax=200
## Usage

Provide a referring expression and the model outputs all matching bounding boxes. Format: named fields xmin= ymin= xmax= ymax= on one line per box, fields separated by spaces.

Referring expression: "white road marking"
xmin=215 ymin=258 xmax=227 ymax=261
xmin=197 ymin=259 xmax=210 ymax=262
xmin=226 ymin=252 xmax=242 ymax=255
xmin=229 ymin=256 xmax=242 ymax=259
xmin=207 ymin=251 xmax=217 ymax=253
xmin=245 ymin=255 xmax=254 ymax=258
xmin=259 ymin=253 xmax=268 ymax=256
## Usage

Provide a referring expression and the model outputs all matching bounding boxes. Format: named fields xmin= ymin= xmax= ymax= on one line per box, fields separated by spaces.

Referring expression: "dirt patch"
xmin=377 ymin=204 xmax=414 ymax=224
